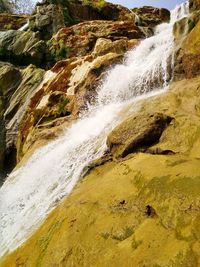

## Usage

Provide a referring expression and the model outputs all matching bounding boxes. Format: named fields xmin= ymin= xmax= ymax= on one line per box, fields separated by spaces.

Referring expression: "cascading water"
xmin=0 ymin=2 xmax=189 ymax=257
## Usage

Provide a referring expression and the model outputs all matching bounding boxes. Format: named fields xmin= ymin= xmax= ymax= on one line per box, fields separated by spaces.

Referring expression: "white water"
xmin=0 ymin=2 xmax=189 ymax=257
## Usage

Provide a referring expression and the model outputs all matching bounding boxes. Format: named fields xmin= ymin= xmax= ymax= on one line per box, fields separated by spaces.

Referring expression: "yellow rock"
xmin=1 ymin=77 xmax=200 ymax=266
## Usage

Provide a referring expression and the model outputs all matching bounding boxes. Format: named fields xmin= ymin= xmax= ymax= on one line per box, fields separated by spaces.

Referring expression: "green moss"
xmin=47 ymin=39 xmax=70 ymax=62
xmin=111 ymin=226 xmax=134 ymax=241
xmin=188 ymin=19 xmax=196 ymax=32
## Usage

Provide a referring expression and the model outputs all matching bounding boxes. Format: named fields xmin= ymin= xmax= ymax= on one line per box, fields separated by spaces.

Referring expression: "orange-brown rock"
xmin=189 ymin=0 xmax=200 ymax=11
xmin=48 ymin=20 xmax=144 ymax=62
xmin=29 ymin=0 xmax=135 ymax=39
xmin=0 ymin=13 xmax=28 ymax=31
xmin=17 ymin=50 xmax=125 ymax=160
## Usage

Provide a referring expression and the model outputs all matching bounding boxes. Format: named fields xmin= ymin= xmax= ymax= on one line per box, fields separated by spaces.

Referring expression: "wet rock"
xmin=17 ymin=52 xmax=123 ymax=160
xmin=132 ymin=6 xmax=170 ymax=28
xmin=107 ymin=113 xmax=173 ymax=158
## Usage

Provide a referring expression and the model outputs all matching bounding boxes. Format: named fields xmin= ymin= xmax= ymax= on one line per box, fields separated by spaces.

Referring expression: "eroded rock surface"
xmin=0 ymin=13 xmax=28 ymax=31
xmin=107 ymin=113 xmax=173 ymax=158
xmin=2 ymin=77 xmax=200 ymax=266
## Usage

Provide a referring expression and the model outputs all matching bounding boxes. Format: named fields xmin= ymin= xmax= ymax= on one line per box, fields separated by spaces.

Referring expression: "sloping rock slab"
xmin=107 ymin=113 xmax=173 ymax=158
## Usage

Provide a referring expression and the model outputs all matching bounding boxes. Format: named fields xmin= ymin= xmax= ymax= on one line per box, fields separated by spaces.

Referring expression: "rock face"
xmin=174 ymin=18 xmax=200 ymax=79
xmin=2 ymin=0 xmax=200 ymax=266
xmin=2 ymin=77 xmax=200 ymax=266
xmin=107 ymin=113 xmax=173 ymax=158
xmin=48 ymin=20 xmax=144 ymax=62
xmin=0 ymin=0 xmax=11 ymax=13
xmin=174 ymin=0 xmax=200 ymax=79
xmin=29 ymin=0 xmax=135 ymax=40
xmin=132 ymin=6 xmax=170 ymax=27
xmin=0 ymin=62 xmax=44 ymax=179
xmin=190 ymin=0 xmax=200 ymax=11
xmin=0 ymin=13 xmax=28 ymax=31
xmin=0 ymin=30 xmax=47 ymax=67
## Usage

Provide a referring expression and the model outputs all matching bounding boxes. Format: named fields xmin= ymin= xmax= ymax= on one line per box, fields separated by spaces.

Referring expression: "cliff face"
xmin=0 ymin=0 xmax=169 ymax=180
xmin=1 ymin=1 xmax=200 ymax=266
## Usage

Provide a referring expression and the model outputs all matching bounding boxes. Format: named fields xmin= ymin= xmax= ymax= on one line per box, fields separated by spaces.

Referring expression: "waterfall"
xmin=0 ymin=2 xmax=189 ymax=257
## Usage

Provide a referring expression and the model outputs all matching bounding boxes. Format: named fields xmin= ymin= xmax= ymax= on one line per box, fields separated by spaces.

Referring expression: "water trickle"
xmin=0 ymin=2 xmax=189 ymax=257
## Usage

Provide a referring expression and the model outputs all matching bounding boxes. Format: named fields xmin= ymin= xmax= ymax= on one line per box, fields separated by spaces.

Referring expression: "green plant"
xmin=188 ymin=19 xmax=195 ymax=32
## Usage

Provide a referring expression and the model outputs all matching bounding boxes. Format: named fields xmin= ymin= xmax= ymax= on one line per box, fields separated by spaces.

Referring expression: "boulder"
xmin=107 ymin=113 xmax=172 ymax=158
xmin=132 ymin=6 xmax=170 ymax=28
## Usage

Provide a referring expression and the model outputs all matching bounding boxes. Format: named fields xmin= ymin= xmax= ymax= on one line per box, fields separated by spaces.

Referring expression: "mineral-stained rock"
xmin=17 ymin=52 xmax=124 ymax=160
xmin=190 ymin=0 xmax=200 ymax=11
xmin=132 ymin=6 xmax=170 ymax=27
xmin=2 ymin=77 xmax=200 ymax=267
xmin=107 ymin=113 xmax=173 ymax=158
xmin=48 ymin=20 xmax=144 ymax=62
xmin=0 ymin=13 xmax=28 ymax=31
xmin=174 ymin=18 xmax=200 ymax=79
xmin=29 ymin=0 xmax=135 ymax=40
xmin=92 ymin=38 xmax=131 ymax=57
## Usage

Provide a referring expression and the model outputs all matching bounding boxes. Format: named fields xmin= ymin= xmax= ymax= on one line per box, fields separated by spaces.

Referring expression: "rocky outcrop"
xmin=0 ymin=62 xmax=21 ymax=179
xmin=174 ymin=1 xmax=200 ymax=79
xmin=174 ymin=17 xmax=200 ymax=79
xmin=0 ymin=30 xmax=47 ymax=67
xmin=0 ymin=63 xmax=44 ymax=178
xmin=107 ymin=113 xmax=173 ymax=158
xmin=4 ymin=65 xmax=45 ymax=172
xmin=0 ymin=13 xmax=28 ymax=31
xmin=2 ymin=77 xmax=200 ymax=266
xmin=0 ymin=0 xmax=11 ymax=13
xmin=132 ymin=6 xmax=170 ymax=27
xmin=16 ymin=50 xmax=127 ymax=160
xmin=48 ymin=20 xmax=144 ymax=62
xmin=190 ymin=0 xmax=200 ymax=11
xmin=2 ymin=1 xmax=200 ymax=266
xmin=29 ymin=0 xmax=135 ymax=40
